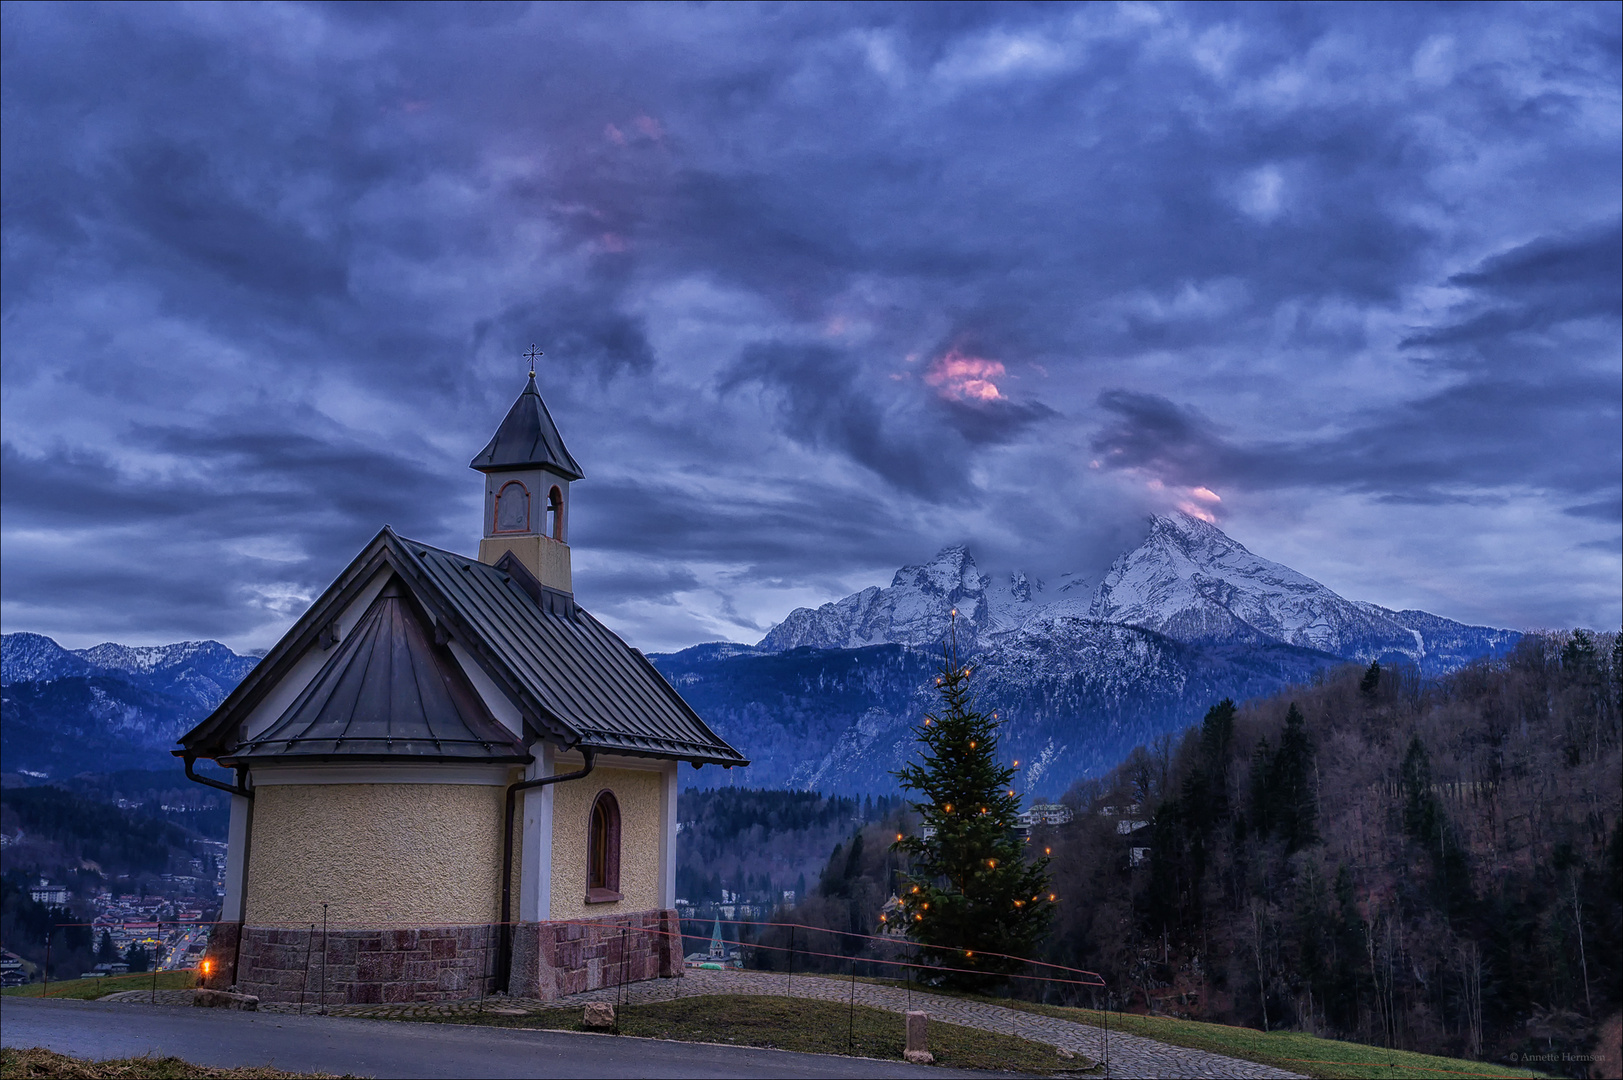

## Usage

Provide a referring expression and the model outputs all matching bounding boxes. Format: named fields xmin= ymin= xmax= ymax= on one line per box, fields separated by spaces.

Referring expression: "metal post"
xmin=298 ymin=925 xmax=315 ymax=1015
xmin=848 ymin=955 xmax=857 ymax=1053
xmin=478 ymin=924 xmax=489 ymax=1015
xmin=1103 ymin=989 xmax=1111 ymax=1078
xmin=787 ymin=924 xmax=794 ymax=993
xmin=43 ymin=930 xmax=51 ymax=998
xmin=319 ymin=903 xmax=329 ymax=1015
xmin=151 ymin=922 xmax=161 ymax=1004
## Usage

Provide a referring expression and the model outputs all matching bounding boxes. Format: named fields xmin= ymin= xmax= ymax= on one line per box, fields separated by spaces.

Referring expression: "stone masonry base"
xmin=236 ymin=924 xmax=500 ymax=1006
xmin=511 ymin=909 xmax=682 ymax=1001
xmin=232 ymin=910 xmax=681 ymax=1005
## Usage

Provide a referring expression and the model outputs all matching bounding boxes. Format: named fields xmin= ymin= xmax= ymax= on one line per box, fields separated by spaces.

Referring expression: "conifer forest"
xmin=1042 ymin=631 xmax=1620 ymax=1071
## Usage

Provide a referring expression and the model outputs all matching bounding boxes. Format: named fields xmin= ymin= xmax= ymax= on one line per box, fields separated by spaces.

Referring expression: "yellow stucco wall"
xmin=244 ymin=783 xmax=508 ymax=927
xmin=549 ymin=767 xmax=663 ymax=920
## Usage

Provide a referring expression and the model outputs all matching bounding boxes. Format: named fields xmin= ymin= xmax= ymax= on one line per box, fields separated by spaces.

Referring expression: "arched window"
xmin=586 ymin=790 xmax=621 ymax=903
xmin=546 ymin=486 xmax=564 ymax=541
xmin=494 ymin=481 xmax=529 ymax=533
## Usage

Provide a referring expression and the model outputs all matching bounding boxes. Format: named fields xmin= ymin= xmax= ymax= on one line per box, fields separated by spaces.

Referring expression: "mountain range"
xmin=3 ymin=513 xmax=1520 ymax=793
xmin=1 ymin=635 xmax=258 ymax=777
xmin=656 ymin=512 xmax=1519 ymax=793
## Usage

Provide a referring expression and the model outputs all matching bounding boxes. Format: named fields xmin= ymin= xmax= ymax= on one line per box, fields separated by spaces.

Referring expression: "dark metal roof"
xmin=179 ymin=527 xmax=747 ymax=768
xmin=226 ymin=578 xmax=528 ymax=764
xmin=469 ymin=374 xmax=584 ymax=479
xmin=396 ymin=536 xmax=746 ymax=765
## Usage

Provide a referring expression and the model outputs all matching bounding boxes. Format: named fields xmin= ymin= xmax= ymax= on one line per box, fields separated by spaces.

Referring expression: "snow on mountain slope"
xmin=758 ymin=546 xmax=992 ymax=651
xmin=1088 ymin=512 xmax=1517 ymax=669
xmin=0 ymin=632 xmax=93 ymax=684
xmin=756 ymin=511 xmax=1519 ymax=675
xmin=1088 ymin=512 xmax=1414 ymax=656
xmin=1 ymin=633 xmax=262 ymax=775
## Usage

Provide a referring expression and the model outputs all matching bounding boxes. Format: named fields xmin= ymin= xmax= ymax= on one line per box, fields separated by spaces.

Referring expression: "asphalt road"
xmin=1 ymin=997 xmax=997 ymax=1078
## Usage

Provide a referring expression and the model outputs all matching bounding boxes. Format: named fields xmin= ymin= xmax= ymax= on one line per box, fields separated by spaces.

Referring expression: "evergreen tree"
xmin=97 ymin=930 xmax=117 ymax=964
xmin=1199 ymin=698 xmax=1237 ymax=819
xmin=124 ymin=943 xmax=150 ymax=973
xmin=1248 ymin=735 xmax=1275 ymax=837
xmin=895 ymin=648 xmax=1052 ymax=983
xmin=1360 ymin=661 xmax=1381 ymax=696
xmin=1273 ymin=704 xmax=1318 ymax=853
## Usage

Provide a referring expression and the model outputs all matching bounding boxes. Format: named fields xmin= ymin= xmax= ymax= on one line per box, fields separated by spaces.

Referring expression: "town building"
xmin=1014 ymin=803 xmax=1075 ymax=835
xmin=180 ymin=371 xmax=746 ymax=1004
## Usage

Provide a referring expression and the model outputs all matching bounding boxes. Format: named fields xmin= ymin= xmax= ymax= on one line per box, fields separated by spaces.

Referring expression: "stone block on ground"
xmin=582 ymin=1001 xmax=616 ymax=1029
xmin=193 ymin=988 xmax=259 ymax=1010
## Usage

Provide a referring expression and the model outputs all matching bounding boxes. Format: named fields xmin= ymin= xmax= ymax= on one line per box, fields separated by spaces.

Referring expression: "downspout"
xmin=497 ymin=748 xmax=595 ymax=992
xmin=179 ymin=753 xmax=253 ymax=985
xmin=181 ymin=752 xmax=253 ymax=799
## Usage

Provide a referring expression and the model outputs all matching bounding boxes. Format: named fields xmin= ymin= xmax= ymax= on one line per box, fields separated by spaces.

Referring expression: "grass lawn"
xmin=409 ymin=993 xmax=1096 ymax=1073
xmin=854 ymin=981 xmax=1544 ymax=1080
xmin=0 ymin=1047 xmax=346 ymax=1079
xmin=1 ymin=971 xmax=198 ymax=1001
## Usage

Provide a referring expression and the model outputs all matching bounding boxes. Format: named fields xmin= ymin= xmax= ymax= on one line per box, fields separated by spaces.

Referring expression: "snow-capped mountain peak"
xmin=756 ymin=511 xmax=1518 ymax=671
xmin=758 ymin=546 xmax=990 ymax=651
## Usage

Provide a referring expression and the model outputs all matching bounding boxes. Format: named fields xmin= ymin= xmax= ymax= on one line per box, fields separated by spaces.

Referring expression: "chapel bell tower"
xmin=470 ymin=369 xmax=584 ymax=595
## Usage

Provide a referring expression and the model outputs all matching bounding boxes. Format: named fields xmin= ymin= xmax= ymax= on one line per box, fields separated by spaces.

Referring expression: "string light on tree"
xmin=892 ymin=612 xmax=1054 ymax=986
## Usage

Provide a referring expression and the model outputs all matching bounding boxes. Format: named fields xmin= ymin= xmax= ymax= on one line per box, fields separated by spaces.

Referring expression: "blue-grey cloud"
xmin=2 ymin=1 xmax=1618 ymax=649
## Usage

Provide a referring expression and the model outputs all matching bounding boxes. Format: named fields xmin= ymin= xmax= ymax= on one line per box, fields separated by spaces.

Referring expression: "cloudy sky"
xmin=2 ymin=2 xmax=1618 ymax=654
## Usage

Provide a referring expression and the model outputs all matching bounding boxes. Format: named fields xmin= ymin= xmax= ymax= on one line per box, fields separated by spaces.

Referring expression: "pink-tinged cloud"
xmin=634 ymin=114 xmax=663 ymax=139
xmin=1144 ymin=478 xmax=1222 ymax=522
xmin=925 ymin=349 xmax=1005 ymax=402
xmin=604 ymin=122 xmax=626 ymax=145
xmin=600 ymin=232 xmax=628 ymax=253
xmin=1177 ymin=500 xmax=1218 ymax=523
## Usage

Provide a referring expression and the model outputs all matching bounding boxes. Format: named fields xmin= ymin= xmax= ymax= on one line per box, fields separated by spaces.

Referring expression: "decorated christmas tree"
xmin=894 ymin=630 xmax=1053 ymax=984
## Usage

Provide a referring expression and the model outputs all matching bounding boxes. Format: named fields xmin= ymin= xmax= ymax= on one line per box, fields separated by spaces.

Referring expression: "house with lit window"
xmin=179 ymin=372 xmax=747 ymax=1004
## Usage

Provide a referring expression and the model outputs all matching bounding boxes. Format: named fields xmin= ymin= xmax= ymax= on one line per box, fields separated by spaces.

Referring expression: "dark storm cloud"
xmin=1406 ymin=221 xmax=1623 ymax=369
xmin=1094 ymin=220 xmax=1622 ymax=511
xmin=2 ymin=1 xmax=1619 ymax=647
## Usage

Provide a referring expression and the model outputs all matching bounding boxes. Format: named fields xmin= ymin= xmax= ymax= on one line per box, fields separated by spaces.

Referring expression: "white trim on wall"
xmin=519 ymin=742 xmax=555 ymax=922
xmin=660 ymin=760 xmax=677 ymax=910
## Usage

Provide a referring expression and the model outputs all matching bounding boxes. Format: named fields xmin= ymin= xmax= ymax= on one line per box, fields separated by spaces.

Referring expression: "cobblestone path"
xmin=105 ymin=971 xmax=1304 ymax=1078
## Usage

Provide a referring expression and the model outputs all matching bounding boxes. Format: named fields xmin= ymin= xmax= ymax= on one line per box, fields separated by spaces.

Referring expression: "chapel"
xmin=180 ymin=371 xmax=746 ymax=1004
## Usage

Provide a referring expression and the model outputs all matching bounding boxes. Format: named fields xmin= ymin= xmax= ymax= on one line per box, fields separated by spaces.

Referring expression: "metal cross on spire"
xmin=524 ymin=344 xmax=543 ymax=378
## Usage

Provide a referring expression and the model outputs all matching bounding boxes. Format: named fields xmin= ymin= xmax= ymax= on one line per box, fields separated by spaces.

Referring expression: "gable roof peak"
xmin=470 ymin=374 xmax=584 ymax=479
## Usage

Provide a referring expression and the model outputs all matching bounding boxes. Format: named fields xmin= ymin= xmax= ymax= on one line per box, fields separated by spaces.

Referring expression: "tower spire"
xmin=473 ymin=367 xmax=581 ymax=595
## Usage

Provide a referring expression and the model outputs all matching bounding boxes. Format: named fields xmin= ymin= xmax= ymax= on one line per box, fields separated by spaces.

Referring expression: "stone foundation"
xmin=236 ymin=924 xmax=500 ymax=1005
xmin=231 ymin=911 xmax=681 ymax=1005
xmin=511 ymin=909 xmax=682 ymax=1000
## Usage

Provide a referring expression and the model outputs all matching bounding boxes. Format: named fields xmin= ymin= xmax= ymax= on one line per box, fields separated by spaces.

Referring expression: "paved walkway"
xmin=3 ymin=996 xmax=982 ymax=1079
xmin=109 ymin=969 xmax=1303 ymax=1078
xmin=554 ymin=969 xmax=1305 ymax=1080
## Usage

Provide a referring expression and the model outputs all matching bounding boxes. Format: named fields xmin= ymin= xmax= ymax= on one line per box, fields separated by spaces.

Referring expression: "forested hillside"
xmin=1045 ymin=631 xmax=1620 ymax=1073
xmin=674 ymin=787 xmax=901 ymax=907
